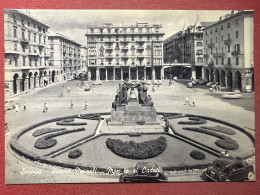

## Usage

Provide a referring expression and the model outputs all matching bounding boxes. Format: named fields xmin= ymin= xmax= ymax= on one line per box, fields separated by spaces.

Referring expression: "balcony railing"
xmin=231 ymin=51 xmax=243 ymax=56
xmin=224 ymin=39 xmax=232 ymax=45
xmin=20 ymin=38 xmax=29 ymax=44
xmin=104 ymin=39 xmax=114 ymax=43
xmin=38 ymin=43 xmax=45 ymax=47
xmin=121 ymin=47 xmax=129 ymax=50
xmin=120 ymin=39 xmax=130 ymax=43
xmin=137 ymin=55 xmax=145 ymax=59
xmin=213 ymin=53 xmax=225 ymax=57
xmin=137 ymin=46 xmax=144 ymax=50
xmin=136 ymin=39 xmax=145 ymax=43
xmin=207 ymin=43 xmax=214 ymax=48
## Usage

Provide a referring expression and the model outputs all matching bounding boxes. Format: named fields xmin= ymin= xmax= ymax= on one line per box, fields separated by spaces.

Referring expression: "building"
xmin=163 ymin=19 xmax=214 ymax=79
xmin=85 ymin=23 xmax=164 ymax=81
xmin=80 ymin=46 xmax=88 ymax=79
xmin=203 ymin=10 xmax=254 ymax=92
xmin=4 ymin=9 xmax=51 ymax=97
xmin=48 ymin=33 xmax=82 ymax=81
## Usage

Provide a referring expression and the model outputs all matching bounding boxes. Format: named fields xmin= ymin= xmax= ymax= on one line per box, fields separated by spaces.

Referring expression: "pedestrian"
xmin=84 ymin=101 xmax=88 ymax=110
xmin=23 ymin=103 xmax=26 ymax=111
xmin=184 ymin=97 xmax=190 ymax=105
xmin=67 ymin=87 xmax=71 ymax=92
xmin=60 ymin=89 xmax=63 ymax=97
xmin=43 ymin=103 xmax=46 ymax=112
xmin=70 ymin=100 xmax=73 ymax=109
xmin=192 ymin=98 xmax=196 ymax=107
xmin=152 ymin=86 xmax=155 ymax=92
xmin=15 ymin=103 xmax=19 ymax=112
xmin=45 ymin=103 xmax=48 ymax=112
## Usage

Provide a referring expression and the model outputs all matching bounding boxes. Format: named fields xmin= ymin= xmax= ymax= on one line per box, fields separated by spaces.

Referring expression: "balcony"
xmin=88 ymin=40 xmax=97 ymax=43
xmin=136 ymin=39 xmax=145 ymax=43
xmin=231 ymin=51 xmax=243 ymax=56
xmin=203 ymin=54 xmax=209 ymax=58
xmin=120 ymin=39 xmax=130 ymax=43
xmin=213 ymin=53 xmax=225 ymax=57
xmin=224 ymin=39 xmax=232 ymax=45
xmin=137 ymin=46 xmax=144 ymax=50
xmin=20 ymin=38 xmax=29 ymax=44
xmin=5 ymin=49 xmax=19 ymax=55
xmin=121 ymin=46 xmax=129 ymax=51
xmin=21 ymin=65 xmax=31 ymax=70
xmin=38 ymin=43 xmax=45 ymax=47
xmin=28 ymin=51 xmax=39 ymax=56
xmin=121 ymin=54 xmax=129 ymax=59
xmin=106 ymin=55 xmax=113 ymax=59
xmin=104 ymin=39 xmax=114 ymax=43
xmin=137 ymin=56 xmax=145 ymax=59
xmin=106 ymin=47 xmax=113 ymax=51
xmin=207 ymin=43 xmax=214 ymax=48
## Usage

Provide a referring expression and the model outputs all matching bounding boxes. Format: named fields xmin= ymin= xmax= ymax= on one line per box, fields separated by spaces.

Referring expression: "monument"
xmin=108 ymin=80 xmax=159 ymax=126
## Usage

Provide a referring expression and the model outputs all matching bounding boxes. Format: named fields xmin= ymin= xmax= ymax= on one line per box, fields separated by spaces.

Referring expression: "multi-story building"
xmin=4 ymin=9 xmax=51 ymax=96
xmin=203 ymin=10 xmax=254 ymax=92
xmin=80 ymin=46 xmax=88 ymax=79
xmin=85 ymin=23 xmax=164 ymax=81
xmin=163 ymin=19 xmax=214 ymax=79
xmin=48 ymin=33 xmax=82 ymax=81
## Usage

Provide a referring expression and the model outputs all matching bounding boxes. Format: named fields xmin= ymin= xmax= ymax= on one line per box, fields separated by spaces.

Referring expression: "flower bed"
xmin=34 ymin=128 xmax=85 ymax=149
xmin=56 ymin=121 xmax=87 ymax=126
xmin=183 ymin=127 xmax=239 ymax=150
xmin=106 ymin=136 xmax=167 ymax=159
xmin=178 ymin=117 xmax=207 ymax=125
xmin=68 ymin=149 xmax=82 ymax=159
xmin=189 ymin=150 xmax=206 ymax=160
xmin=33 ymin=128 xmax=66 ymax=137
xmin=201 ymin=125 xmax=236 ymax=135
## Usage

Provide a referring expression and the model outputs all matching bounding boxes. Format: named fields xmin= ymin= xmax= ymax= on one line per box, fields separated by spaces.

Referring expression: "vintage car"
xmin=119 ymin=162 xmax=167 ymax=183
xmin=205 ymin=156 xmax=254 ymax=182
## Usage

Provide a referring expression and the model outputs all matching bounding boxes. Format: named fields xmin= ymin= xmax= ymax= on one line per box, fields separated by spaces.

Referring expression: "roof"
xmin=200 ymin=22 xmax=216 ymax=27
xmin=214 ymin=157 xmax=243 ymax=167
xmin=48 ymin=32 xmax=82 ymax=46
xmin=5 ymin=9 xmax=49 ymax=28
xmin=203 ymin=10 xmax=254 ymax=30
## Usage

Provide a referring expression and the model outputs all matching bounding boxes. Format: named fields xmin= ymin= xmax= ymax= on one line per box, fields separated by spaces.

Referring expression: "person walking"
xmin=70 ymin=100 xmax=73 ymax=109
xmin=43 ymin=103 xmax=46 ymax=113
xmin=184 ymin=97 xmax=190 ymax=105
xmin=23 ymin=103 xmax=26 ymax=111
xmin=15 ymin=103 xmax=19 ymax=112
xmin=152 ymin=86 xmax=155 ymax=92
xmin=192 ymin=98 xmax=196 ymax=107
xmin=67 ymin=86 xmax=71 ymax=92
xmin=84 ymin=101 xmax=88 ymax=110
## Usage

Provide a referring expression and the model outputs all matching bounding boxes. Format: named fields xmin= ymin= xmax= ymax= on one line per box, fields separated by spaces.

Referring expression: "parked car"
xmin=119 ymin=162 xmax=167 ymax=183
xmin=222 ymin=91 xmax=242 ymax=99
xmin=205 ymin=156 xmax=254 ymax=182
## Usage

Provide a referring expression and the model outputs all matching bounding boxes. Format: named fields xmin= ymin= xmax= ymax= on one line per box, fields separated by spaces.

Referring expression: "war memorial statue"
xmin=108 ymin=80 xmax=159 ymax=126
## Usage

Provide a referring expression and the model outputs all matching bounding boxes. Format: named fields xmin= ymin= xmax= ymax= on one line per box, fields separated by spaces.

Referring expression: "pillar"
xmin=16 ymin=78 xmax=21 ymax=94
xmin=105 ymin=68 xmax=108 ymax=81
xmin=96 ymin=68 xmax=100 ymax=81
xmin=144 ymin=67 xmax=146 ymax=80
xmin=88 ymin=70 xmax=91 ymax=81
xmin=161 ymin=67 xmax=164 ymax=80
xmin=232 ymin=74 xmax=236 ymax=91
xmin=24 ymin=77 xmax=29 ymax=91
xmin=192 ymin=65 xmax=196 ymax=79
xmin=121 ymin=68 xmax=123 ymax=81
xmin=35 ymin=76 xmax=39 ymax=88
xmin=152 ymin=67 xmax=155 ymax=80
xmin=201 ymin=67 xmax=205 ymax=80
xmin=30 ymin=76 xmax=35 ymax=89
xmin=113 ymin=68 xmax=115 ymax=81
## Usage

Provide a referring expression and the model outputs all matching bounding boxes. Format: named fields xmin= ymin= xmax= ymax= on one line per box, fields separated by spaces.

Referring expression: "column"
xmin=24 ymin=76 xmax=29 ymax=92
xmin=191 ymin=66 xmax=196 ymax=79
xmin=35 ymin=76 xmax=39 ymax=88
xmin=121 ymin=68 xmax=123 ymax=81
xmin=152 ymin=67 xmax=155 ymax=80
xmin=105 ymin=68 xmax=108 ymax=81
xmin=30 ymin=76 xmax=35 ymax=89
xmin=201 ymin=67 xmax=205 ymax=80
xmin=16 ymin=78 xmax=21 ymax=94
xmin=96 ymin=68 xmax=100 ymax=81
xmin=136 ymin=68 xmax=139 ymax=80
xmin=144 ymin=67 xmax=146 ymax=80
xmin=128 ymin=67 xmax=130 ymax=81
xmin=232 ymin=74 xmax=236 ymax=91
xmin=113 ymin=68 xmax=115 ymax=81
xmin=88 ymin=70 xmax=91 ymax=81
xmin=161 ymin=67 xmax=164 ymax=80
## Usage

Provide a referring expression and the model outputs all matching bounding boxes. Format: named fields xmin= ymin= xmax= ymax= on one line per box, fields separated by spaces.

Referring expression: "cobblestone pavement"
xmin=5 ymin=79 xmax=255 ymax=184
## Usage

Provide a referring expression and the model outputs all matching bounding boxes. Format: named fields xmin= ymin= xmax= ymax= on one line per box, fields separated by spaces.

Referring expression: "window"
xmin=228 ymin=58 xmax=231 ymax=65
xmin=23 ymin=56 xmax=26 ymax=66
xmin=14 ymin=43 xmax=17 ymax=51
xmin=216 ymin=58 xmax=218 ymax=65
xmin=210 ymin=48 xmax=212 ymax=54
xmin=236 ymin=19 xmax=239 ymax=25
xmin=22 ymin=45 xmax=25 ymax=52
xmin=221 ymin=25 xmax=223 ymax=30
xmin=13 ymin=26 xmax=17 ymax=37
xmin=197 ymin=57 xmax=203 ymax=63
xmin=205 ymin=31 xmax=207 ymax=36
xmin=228 ymin=33 xmax=230 ymax=40
xmin=227 ymin=22 xmax=230 ymax=28
xmin=221 ymin=47 xmax=224 ymax=53
xmin=236 ymin=31 xmax=239 ymax=38
xmin=39 ymin=35 xmax=41 ymax=43
xmin=215 ymin=27 xmax=218 ymax=32
xmin=210 ymin=29 xmax=212 ymax=34
xmin=100 ymin=36 xmax=103 ymax=41
xmin=21 ymin=19 xmax=24 ymax=26
xmin=147 ymin=36 xmax=150 ymax=41
xmin=206 ymin=40 xmax=208 ymax=45
xmin=216 ymin=37 xmax=218 ymax=43
xmin=28 ymin=31 xmax=31 ymax=40
xmin=50 ymin=45 xmax=54 ymax=50
xmin=228 ymin=45 xmax=230 ymax=52
xmin=44 ymin=37 xmax=46 ymax=44
xmin=197 ymin=42 xmax=203 ymax=46
xmin=221 ymin=58 xmax=224 ymax=65
xmin=156 ymin=36 xmax=159 ymax=41
xmin=34 ymin=33 xmax=37 ymax=42
xmin=236 ymin=57 xmax=239 ymax=65
xmin=221 ymin=35 xmax=223 ymax=41
xmin=29 ymin=58 xmax=32 ymax=66
xmin=43 ymin=28 xmax=45 ymax=33
xmin=235 ymin=44 xmax=240 ymax=52
xmin=215 ymin=47 xmax=218 ymax=53
xmin=14 ymin=57 xmax=18 ymax=66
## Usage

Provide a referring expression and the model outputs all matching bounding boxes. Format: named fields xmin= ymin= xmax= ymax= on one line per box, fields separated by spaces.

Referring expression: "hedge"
xmin=68 ymin=149 xmax=82 ymax=159
xmin=56 ymin=121 xmax=87 ymax=126
xmin=33 ymin=128 xmax=67 ymax=137
xmin=178 ymin=117 xmax=207 ymax=125
xmin=182 ymin=127 xmax=239 ymax=150
xmin=201 ymin=125 xmax=236 ymax=135
xmin=34 ymin=128 xmax=85 ymax=149
xmin=189 ymin=150 xmax=206 ymax=160
xmin=106 ymin=136 xmax=167 ymax=159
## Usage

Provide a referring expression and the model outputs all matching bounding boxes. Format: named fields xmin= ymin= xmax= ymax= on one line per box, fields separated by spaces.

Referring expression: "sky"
xmin=22 ymin=9 xmax=231 ymax=46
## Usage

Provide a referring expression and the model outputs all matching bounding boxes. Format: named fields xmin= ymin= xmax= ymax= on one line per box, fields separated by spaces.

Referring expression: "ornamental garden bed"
xmin=169 ymin=116 xmax=254 ymax=158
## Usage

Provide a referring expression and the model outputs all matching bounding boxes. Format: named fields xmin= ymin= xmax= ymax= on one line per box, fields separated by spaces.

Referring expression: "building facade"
xmin=203 ymin=10 xmax=254 ymax=92
xmin=163 ymin=20 xmax=214 ymax=79
xmin=85 ymin=23 xmax=164 ymax=81
xmin=80 ymin=46 xmax=88 ymax=79
xmin=4 ymin=9 xmax=51 ymax=97
xmin=48 ymin=33 xmax=82 ymax=81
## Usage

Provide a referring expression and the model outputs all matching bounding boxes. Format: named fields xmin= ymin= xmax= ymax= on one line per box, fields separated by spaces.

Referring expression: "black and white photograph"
xmin=4 ymin=9 xmax=255 ymax=184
